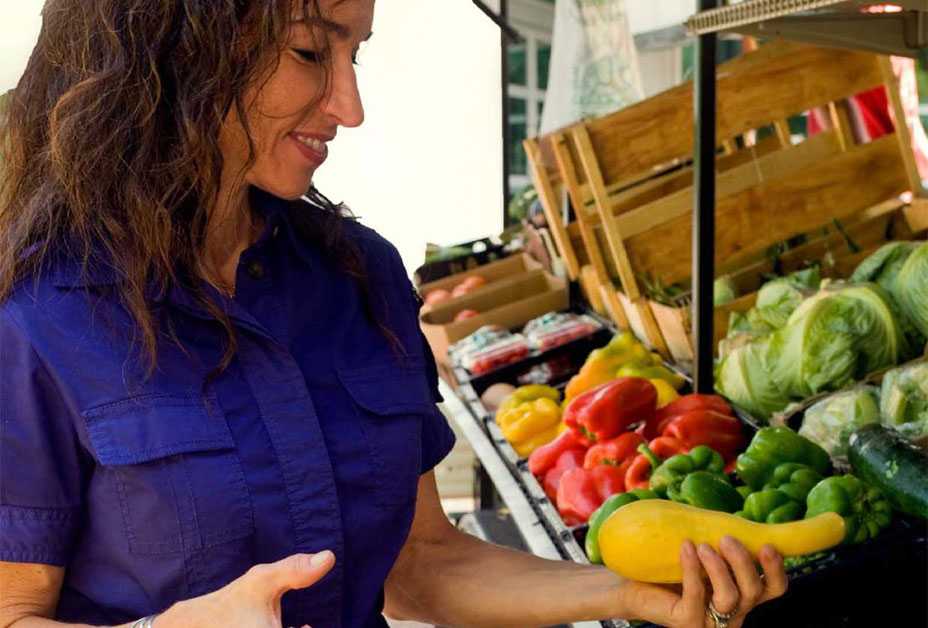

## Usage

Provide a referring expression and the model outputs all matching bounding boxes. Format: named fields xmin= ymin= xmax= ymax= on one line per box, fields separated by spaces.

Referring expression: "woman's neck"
xmin=201 ymin=184 xmax=263 ymax=296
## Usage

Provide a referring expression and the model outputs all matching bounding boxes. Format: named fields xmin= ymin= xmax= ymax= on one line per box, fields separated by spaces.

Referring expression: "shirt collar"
xmin=52 ymin=187 xmax=314 ymax=290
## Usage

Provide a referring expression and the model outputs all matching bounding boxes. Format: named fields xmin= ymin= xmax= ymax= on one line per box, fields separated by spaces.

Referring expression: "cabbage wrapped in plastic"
xmin=880 ymin=361 xmax=928 ymax=441
xmin=727 ymin=267 xmax=820 ymax=336
xmin=715 ymin=337 xmax=791 ymax=420
xmin=851 ymin=241 xmax=928 ymax=346
xmin=767 ymin=283 xmax=907 ymax=399
xmin=799 ymin=386 xmax=881 ymax=457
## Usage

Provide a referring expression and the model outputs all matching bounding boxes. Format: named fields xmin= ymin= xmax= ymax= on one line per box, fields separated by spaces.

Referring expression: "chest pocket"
xmin=83 ymin=395 xmax=255 ymax=556
xmin=338 ymin=360 xmax=433 ymax=507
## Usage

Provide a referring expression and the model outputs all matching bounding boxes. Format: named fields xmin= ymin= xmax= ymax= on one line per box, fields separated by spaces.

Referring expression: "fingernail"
xmin=720 ymin=535 xmax=735 ymax=549
xmin=698 ymin=543 xmax=714 ymax=557
xmin=681 ymin=540 xmax=694 ymax=557
xmin=310 ymin=550 xmax=333 ymax=567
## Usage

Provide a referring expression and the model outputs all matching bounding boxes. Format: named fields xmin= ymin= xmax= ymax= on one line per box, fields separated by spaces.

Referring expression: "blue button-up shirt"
xmin=0 ymin=189 xmax=456 ymax=627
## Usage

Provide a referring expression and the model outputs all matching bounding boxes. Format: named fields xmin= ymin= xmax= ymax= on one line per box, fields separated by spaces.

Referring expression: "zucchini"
xmin=848 ymin=424 xmax=928 ymax=520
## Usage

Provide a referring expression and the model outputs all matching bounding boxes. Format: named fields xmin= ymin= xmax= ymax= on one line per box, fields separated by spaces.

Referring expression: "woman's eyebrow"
xmin=292 ymin=16 xmax=372 ymax=42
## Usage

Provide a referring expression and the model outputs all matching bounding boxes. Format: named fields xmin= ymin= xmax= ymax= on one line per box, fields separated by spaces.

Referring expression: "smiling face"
xmin=219 ymin=0 xmax=374 ymax=201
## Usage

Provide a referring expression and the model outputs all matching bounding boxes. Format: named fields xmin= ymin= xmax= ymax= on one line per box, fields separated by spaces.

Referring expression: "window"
xmin=507 ymin=29 xmax=552 ymax=208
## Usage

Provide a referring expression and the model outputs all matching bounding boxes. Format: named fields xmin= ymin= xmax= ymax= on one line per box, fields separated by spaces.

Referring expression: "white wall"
xmin=315 ymin=1 xmax=504 ymax=274
xmin=0 ymin=3 xmax=43 ymax=93
xmin=0 ymin=1 xmax=504 ymax=275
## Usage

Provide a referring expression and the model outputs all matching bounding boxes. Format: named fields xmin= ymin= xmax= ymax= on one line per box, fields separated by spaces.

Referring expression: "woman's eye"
xmin=294 ymin=48 xmax=323 ymax=63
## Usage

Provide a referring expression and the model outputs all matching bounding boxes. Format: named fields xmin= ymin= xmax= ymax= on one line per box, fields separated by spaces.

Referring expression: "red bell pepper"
xmin=528 ymin=429 xmax=584 ymax=477
xmin=563 ymin=377 xmax=657 ymax=446
xmin=557 ymin=467 xmax=603 ymax=524
xmin=591 ymin=459 xmax=632 ymax=500
xmin=624 ymin=437 xmax=687 ymax=491
xmin=641 ymin=393 xmax=733 ymax=440
xmin=583 ymin=432 xmax=645 ymax=469
xmin=542 ymin=449 xmax=585 ymax=502
xmin=663 ymin=410 xmax=745 ymax=462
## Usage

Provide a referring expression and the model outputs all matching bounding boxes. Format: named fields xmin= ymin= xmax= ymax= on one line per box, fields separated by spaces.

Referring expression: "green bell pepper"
xmin=805 ymin=474 xmax=893 ymax=544
xmin=763 ymin=463 xmax=823 ymax=502
xmin=672 ymin=470 xmax=744 ymax=513
xmin=585 ymin=489 xmax=658 ymax=564
xmin=736 ymin=427 xmax=831 ymax=490
xmin=649 ymin=445 xmax=725 ymax=498
xmin=737 ymin=488 xmax=805 ymax=523
xmin=736 ymin=485 xmax=754 ymax=500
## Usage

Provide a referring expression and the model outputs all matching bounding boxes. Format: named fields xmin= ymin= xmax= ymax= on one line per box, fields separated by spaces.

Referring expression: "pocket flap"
xmin=83 ymin=395 xmax=234 ymax=465
xmin=338 ymin=360 xmax=435 ymax=416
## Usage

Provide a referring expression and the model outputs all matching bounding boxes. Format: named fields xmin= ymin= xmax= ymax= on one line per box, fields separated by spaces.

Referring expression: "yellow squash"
xmin=599 ymin=500 xmax=845 ymax=583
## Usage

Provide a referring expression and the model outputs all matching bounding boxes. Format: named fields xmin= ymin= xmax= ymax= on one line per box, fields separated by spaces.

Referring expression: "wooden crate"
xmin=526 ymin=40 xmax=927 ymax=361
xmin=419 ymin=270 xmax=569 ymax=367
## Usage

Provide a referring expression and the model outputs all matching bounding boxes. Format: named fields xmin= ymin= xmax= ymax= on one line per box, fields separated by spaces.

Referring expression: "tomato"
xmin=454 ymin=309 xmax=480 ymax=322
xmin=424 ymin=289 xmax=451 ymax=306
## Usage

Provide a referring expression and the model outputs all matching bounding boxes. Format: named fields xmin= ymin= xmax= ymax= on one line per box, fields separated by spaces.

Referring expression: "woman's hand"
xmin=155 ymin=551 xmax=335 ymax=628
xmin=617 ymin=536 xmax=788 ymax=628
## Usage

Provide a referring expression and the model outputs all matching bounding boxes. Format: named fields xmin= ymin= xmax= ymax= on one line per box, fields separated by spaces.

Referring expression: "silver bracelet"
xmin=130 ymin=615 xmax=159 ymax=628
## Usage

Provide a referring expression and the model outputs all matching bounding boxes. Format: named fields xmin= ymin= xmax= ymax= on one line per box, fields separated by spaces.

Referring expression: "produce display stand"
xmin=525 ymin=39 xmax=927 ymax=369
xmin=433 ymin=3 xmax=928 ymax=626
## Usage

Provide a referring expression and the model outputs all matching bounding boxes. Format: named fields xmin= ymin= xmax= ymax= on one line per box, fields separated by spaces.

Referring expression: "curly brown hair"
xmin=0 ymin=0 xmax=386 ymax=376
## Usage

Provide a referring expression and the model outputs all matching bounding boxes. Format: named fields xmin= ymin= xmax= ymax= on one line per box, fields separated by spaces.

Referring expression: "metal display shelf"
xmin=686 ymin=0 xmax=928 ymax=57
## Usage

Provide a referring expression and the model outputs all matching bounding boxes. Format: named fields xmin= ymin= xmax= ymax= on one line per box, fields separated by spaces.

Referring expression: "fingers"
xmin=678 ymin=540 xmax=708 ymax=620
xmin=697 ymin=543 xmax=739 ymax=616
xmin=718 ymin=536 xmax=765 ymax=611
xmin=248 ymin=551 xmax=335 ymax=597
xmin=757 ymin=545 xmax=789 ymax=603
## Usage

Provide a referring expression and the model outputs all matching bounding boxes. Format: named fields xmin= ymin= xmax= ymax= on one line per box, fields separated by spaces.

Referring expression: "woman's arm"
xmin=384 ymin=474 xmax=627 ymax=628
xmin=385 ymin=473 xmax=787 ymax=628
xmin=0 ymin=563 xmax=115 ymax=628
xmin=0 ymin=553 xmax=335 ymax=628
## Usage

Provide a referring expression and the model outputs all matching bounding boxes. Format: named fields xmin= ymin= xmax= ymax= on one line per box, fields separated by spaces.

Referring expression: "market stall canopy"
xmin=686 ymin=0 xmax=928 ymax=57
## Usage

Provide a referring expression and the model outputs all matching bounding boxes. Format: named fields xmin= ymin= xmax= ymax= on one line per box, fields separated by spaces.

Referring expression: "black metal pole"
xmin=500 ymin=0 xmax=511 ymax=220
xmin=693 ymin=0 xmax=718 ymax=394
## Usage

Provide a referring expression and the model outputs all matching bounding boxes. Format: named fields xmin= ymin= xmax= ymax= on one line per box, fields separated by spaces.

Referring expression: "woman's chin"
xmin=253 ymin=176 xmax=314 ymax=201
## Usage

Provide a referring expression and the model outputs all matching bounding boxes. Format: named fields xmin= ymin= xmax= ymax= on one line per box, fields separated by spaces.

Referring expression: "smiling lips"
xmin=290 ymin=132 xmax=331 ymax=166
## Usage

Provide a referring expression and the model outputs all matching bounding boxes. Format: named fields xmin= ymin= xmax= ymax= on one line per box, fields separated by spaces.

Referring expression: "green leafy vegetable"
xmin=799 ymin=386 xmax=881 ymax=458
xmin=714 ymin=276 xmax=738 ymax=306
xmin=727 ymin=267 xmax=820 ymax=337
xmin=879 ymin=361 xmax=928 ymax=441
xmin=851 ymin=241 xmax=928 ymax=349
xmin=715 ymin=338 xmax=790 ymax=420
xmin=767 ymin=283 xmax=906 ymax=399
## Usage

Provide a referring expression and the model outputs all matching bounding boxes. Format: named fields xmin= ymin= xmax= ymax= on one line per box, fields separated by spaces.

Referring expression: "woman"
xmin=0 ymin=1 xmax=787 ymax=627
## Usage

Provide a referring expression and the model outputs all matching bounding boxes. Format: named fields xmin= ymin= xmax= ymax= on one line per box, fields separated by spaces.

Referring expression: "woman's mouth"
xmin=290 ymin=132 xmax=329 ymax=166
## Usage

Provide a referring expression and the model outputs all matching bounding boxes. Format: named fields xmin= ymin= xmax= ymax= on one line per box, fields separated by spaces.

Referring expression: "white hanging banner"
xmin=540 ymin=0 xmax=644 ymax=134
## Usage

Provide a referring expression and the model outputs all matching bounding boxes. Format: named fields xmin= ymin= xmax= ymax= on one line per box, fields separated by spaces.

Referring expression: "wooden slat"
xmin=615 ymin=130 xmax=844 ymax=240
xmin=880 ymin=57 xmax=924 ymax=196
xmin=571 ymin=126 xmax=669 ymax=354
xmin=773 ymin=120 xmax=791 ymax=148
xmin=525 ymin=137 xmax=580 ymax=280
xmin=625 ymin=134 xmax=910 ymax=285
xmin=828 ymin=101 xmax=856 ymax=151
xmin=585 ymin=41 xmax=885 ymax=187
xmin=550 ymin=130 xmax=630 ymax=329
xmin=564 ymin=136 xmax=783 ymax=240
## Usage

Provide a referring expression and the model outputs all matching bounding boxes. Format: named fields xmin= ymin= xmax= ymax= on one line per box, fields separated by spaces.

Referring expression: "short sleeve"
xmin=0 ymin=310 xmax=85 ymax=566
xmin=417 ymin=327 xmax=457 ymax=474
xmin=381 ymin=243 xmax=457 ymax=474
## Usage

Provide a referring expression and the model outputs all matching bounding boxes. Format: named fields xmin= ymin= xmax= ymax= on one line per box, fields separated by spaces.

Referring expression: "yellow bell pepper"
xmin=615 ymin=362 xmax=685 ymax=391
xmin=564 ymin=332 xmax=651 ymax=402
xmin=650 ymin=378 xmax=680 ymax=408
xmin=496 ymin=386 xmax=562 ymax=457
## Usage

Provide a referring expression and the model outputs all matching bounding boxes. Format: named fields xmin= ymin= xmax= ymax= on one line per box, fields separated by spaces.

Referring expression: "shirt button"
xmin=246 ymin=259 xmax=266 ymax=280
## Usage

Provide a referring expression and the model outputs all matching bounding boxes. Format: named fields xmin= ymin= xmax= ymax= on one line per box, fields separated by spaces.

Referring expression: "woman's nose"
xmin=323 ymin=61 xmax=364 ymax=128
